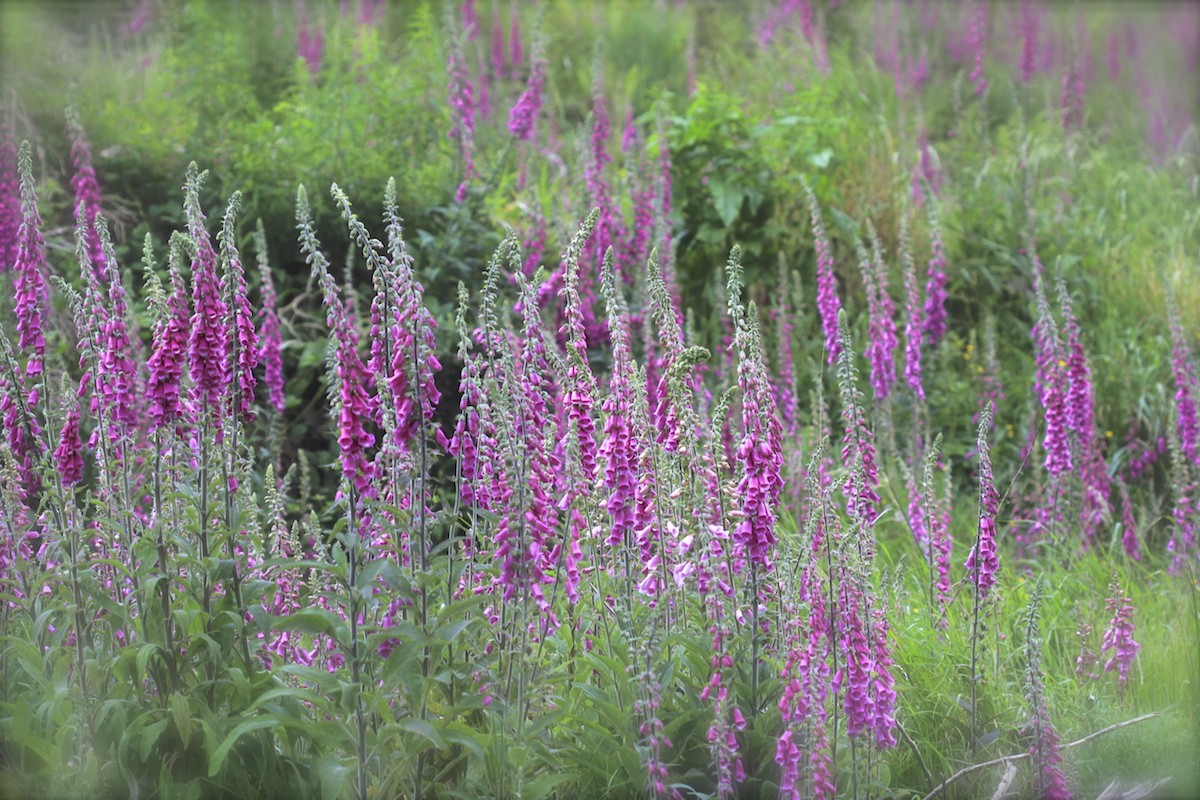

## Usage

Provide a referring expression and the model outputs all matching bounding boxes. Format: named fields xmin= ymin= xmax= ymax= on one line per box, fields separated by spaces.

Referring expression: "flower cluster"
xmin=0 ymin=124 xmax=18 ymax=273
xmin=966 ymin=404 xmax=1000 ymax=601
xmin=803 ymin=179 xmax=841 ymax=363
xmin=1100 ymin=577 xmax=1140 ymax=693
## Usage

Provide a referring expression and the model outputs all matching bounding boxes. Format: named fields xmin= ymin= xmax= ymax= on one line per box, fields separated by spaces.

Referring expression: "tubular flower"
xmin=836 ymin=316 xmax=879 ymax=525
xmin=900 ymin=213 xmax=925 ymax=401
xmin=0 ymin=124 xmax=21 ymax=273
xmin=255 ymin=223 xmax=285 ymax=414
xmin=600 ymin=248 xmax=637 ymax=545
xmin=1167 ymin=293 xmax=1199 ymax=465
xmin=184 ymin=165 xmax=231 ymax=412
xmin=922 ymin=197 xmax=949 ymax=347
xmin=727 ymin=249 xmax=783 ymax=567
xmin=297 ymin=185 xmax=376 ymax=499
xmin=1033 ymin=280 xmax=1072 ymax=476
xmin=560 ymin=210 xmax=600 ymax=484
xmin=68 ymin=111 xmax=108 ymax=284
xmin=220 ymin=195 xmax=259 ymax=422
xmin=14 ymin=142 xmax=47 ymax=378
xmin=803 ymin=179 xmax=841 ymax=363
xmin=146 ymin=248 xmax=191 ymax=433
xmin=54 ymin=407 xmax=84 ymax=487
xmin=1100 ymin=578 xmax=1140 ymax=691
xmin=507 ymin=41 xmax=545 ymax=142
xmin=863 ymin=224 xmax=899 ymax=400
xmin=966 ymin=404 xmax=1000 ymax=601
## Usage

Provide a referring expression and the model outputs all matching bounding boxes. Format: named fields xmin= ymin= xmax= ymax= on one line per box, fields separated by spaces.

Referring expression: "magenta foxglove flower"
xmin=489 ymin=6 xmax=505 ymax=80
xmin=256 ymin=231 xmax=285 ymax=414
xmin=728 ymin=250 xmax=783 ymax=567
xmin=220 ymin=198 xmax=259 ymax=422
xmin=0 ymin=124 xmax=20 ymax=273
xmin=184 ymin=166 xmax=231 ymax=412
xmin=900 ymin=216 xmax=926 ymax=401
xmin=922 ymin=199 xmax=949 ymax=347
xmin=297 ymin=186 xmax=377 ymax=499
xmin=1117 ymin=479 xmax=1140 ymax=561
xmin=295 ymin=4 xmax=324 ymax=76
xmin=509 ymin=10 xmax=522 ymax=71
xmin=147 ymin=258 xmax=190 ymax=433
xmin=1100 ymin=581 xmax=1140 ymax=691
xmin=966 ymin=405 xmax=1000 ymax=600
xmin=560 ymin=211 xmax=600 ymax=484
xmin=1019 ymin=0 xmax=1039 ymax=83
xmin=968 ymin=1 xmax=988 ymax=95
xmin=14 ymin=142 xmax=47 ymax=379
xmin=507 ymin=41 xmax=545 ymax=142
xmin=1167 ymin=295 xmax=1199 ymax=465
xmin=68 ymin=111 xmax=108 ymax=284
xmin=54 ymin=407 xmax=84 ymax=487
xmin=804 ymin=180 xmax=841 ymax=363
xmin=446 ymin=28 xmax=477 ymax=201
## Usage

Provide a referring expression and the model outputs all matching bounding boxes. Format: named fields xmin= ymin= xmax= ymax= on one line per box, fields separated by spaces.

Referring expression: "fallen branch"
xmin=922 ymin=711 xmax=1163 ymax=800
xmin=990 ymin=761 xmax=1017 ymax=800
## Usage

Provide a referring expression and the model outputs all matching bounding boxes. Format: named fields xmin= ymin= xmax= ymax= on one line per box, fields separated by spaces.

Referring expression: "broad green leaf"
xmin=207 ymin=716 xmax=281 ymax=777
xmin=393 ymin=717 xmax=446 ymax=749
xmin=708 ymin=180 xmax=743 ymax=227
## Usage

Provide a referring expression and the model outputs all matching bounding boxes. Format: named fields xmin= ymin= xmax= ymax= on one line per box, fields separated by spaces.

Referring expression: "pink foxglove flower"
xmin=220 ymin=195 xmax=259 ymax=422
xmin=1024 ymin=590 xmax=1072 ymax=800
xmin=14 ymin=142 xmax=47 ymax=380
xmin=836 ymin=315 xmax=879 ymax=524
xmin=1018 ymin=0 xmax=1039 ymax=83
xmin=968 ymin=1 xmax=988 ymax=95
xmin=0 ymin=124 xmax=21 ymax=273
xmin=147 ymin=247 xmax=191 ymax=433
xmin=297 ymin=185 xmax=377 ymax=499
xmin=900 ymin=214 xmax=925 ymax=401
xmin=922 ymin=198 xmax=949 ymax=347
xmin=727 ymin=249 xmax=782 ymax=567
xmin=803 ymin=179 xmax=841 ymax=363
xmin=560 ymin=210 xmax=600 ymax=484
xmin=489 ymin=5 xmax=505 ymax=80
xmin=54 ymin=406 xmax=84 ymax=487
xmin=1167 ymin=294 xmax=1199 ymax=465
xmin=507 ymin=33 xmax=545 ymax=142
xmin=509 ymin=10 xmax=522 ymax=71
xmin=68 ymin=110 xmax=108 ymax=284
xmin=255 ymin=223 xmax=285 ymax=414
xmin=1100 ymin=578 xmax=1140 ymax=692
xmin=184 ymin=165 xmax=231 ymax=412
xmin=966 ymin=404 xmax=1000 ymax=601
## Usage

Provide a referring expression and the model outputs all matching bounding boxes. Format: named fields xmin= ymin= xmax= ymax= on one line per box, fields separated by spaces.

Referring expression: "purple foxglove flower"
xmin=147 ymin=251 xmax=191 ymax=433
xmin=0 ymin=124 xmax=20 ymax=273
xmin=803 ymin=180 xmax=841 ymax=363
xmin=14 ymin=142 xmax=47 ymax=379
xmin=54 ymin=406 xmax=84 ymax=487
xmin=184 ymin=165 xmax=231 ymax=412
xmin=255 ymin=225 xmax=285 ymax=414
xmin=1100 ymin=578 xmax=1140 ymax=691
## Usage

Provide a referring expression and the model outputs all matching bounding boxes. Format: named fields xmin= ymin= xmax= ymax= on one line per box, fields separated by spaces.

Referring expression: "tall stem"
xmin=153 ymin=435 xmax=179 ymax=693
xmin=347 ymin=487 xmax=369 ymax=800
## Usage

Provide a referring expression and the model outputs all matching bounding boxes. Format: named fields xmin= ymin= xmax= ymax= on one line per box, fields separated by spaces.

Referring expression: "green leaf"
xmin=140 ymin=718 xmax=170 ymax=762
xmin=393 ymin=717 xmax=446 ymax=750
xmin=708 ymin=180 xmax=743 ymax=227
xmin=316 ymin=755 xmax=350 ymax=800
xmin=170 ymin=692 xmax=191 ymax=740
xmin=274 ymin=608 xmax=344 ymax=638
xmin=432 ymin=618 xmax=473 ymax=644
xmin=207 ymin=716 xmax=281 ymax=777
xmin=523 ymin=773 xmax=569 ymax=800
